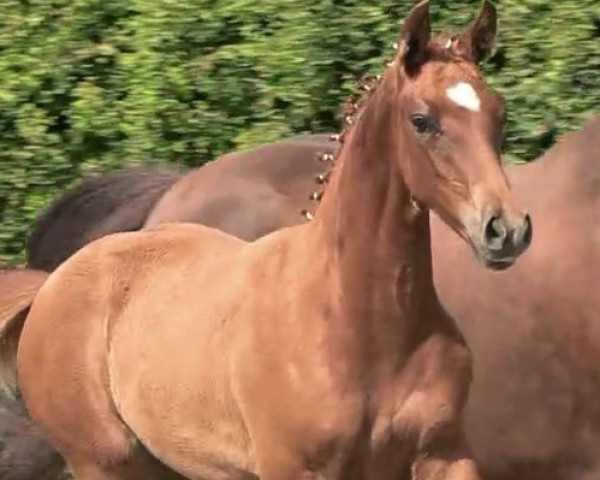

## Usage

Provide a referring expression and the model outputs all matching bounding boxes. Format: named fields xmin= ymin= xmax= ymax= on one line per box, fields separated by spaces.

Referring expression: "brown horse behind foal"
xmin=8 ymin=2 xmax=532 ymax=479
xmin=26 ymin=170 xmax=180 ymax=272
xmin=24 ymin=137 xmax=333 ymax=272
xmin=143 ymin=134 xmax=334 ymax=240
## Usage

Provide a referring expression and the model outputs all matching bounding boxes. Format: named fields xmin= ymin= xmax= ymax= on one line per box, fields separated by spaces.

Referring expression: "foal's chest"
xmin=276 ymin=334 xmax=470 ymax=480
xmin=290 ymin=404 xmax=415 ymax=480
xmin=254 ymin=364 xmax=417 ymax=480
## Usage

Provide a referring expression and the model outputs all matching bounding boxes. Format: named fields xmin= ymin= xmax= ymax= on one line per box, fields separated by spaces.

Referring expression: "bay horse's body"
xmin=434 ymin=114 xmax=600 ymax=480
xmin=143 ymin=134 xmax=334 ymax=238
xmin=3 ymin=2 xmax=533 ymax=479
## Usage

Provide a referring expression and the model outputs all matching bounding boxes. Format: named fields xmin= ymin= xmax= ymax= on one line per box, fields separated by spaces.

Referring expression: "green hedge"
xmin=1 ymin=0 xmax=599 ymax=264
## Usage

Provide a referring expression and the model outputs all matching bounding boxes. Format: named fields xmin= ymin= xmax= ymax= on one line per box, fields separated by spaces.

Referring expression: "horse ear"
xmin=398 ymin=0 xmax=431 ymax=76
xmin=456 ymin=0 xmax=497 ymax=64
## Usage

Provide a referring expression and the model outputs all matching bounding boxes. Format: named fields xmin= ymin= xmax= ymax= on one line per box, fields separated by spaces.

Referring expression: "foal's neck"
xmin=310 ymin=75 xmax=437 ymax=349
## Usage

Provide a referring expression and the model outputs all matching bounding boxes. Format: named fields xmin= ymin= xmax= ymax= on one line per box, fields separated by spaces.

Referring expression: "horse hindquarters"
xmin=12 ymin=265 xmax=185 ymax=480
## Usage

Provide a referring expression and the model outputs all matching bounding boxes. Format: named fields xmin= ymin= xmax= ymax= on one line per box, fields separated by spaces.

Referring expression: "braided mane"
xmin=301 ymin=34 xmax=465 ymax=220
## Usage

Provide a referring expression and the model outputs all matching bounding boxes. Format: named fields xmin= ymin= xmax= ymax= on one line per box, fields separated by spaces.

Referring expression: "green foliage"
xmin=0 ymin=0 xmax=599 ymax=264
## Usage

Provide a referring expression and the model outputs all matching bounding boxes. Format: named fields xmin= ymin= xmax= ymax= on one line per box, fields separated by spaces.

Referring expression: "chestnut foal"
xmin=4 ymin=1 xmax=531 ymax=479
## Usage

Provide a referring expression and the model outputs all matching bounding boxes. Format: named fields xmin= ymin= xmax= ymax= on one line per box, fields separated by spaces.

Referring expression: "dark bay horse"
xmin=26 ymin=170 xmax=179 ymax=272
xmin=2 ymin=2 xmax=532 ymax=479
xmin=143 ymin=134 xmax=335 ymax=239
xmin=25 ymin=136 xmax=333 ymax=271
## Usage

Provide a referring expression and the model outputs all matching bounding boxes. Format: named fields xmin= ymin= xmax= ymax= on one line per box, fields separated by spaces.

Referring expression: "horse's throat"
xmin=313 ymin=152 xmax=436 ymax=343
xmin=307 ymin=88 xmax=437 ymax=351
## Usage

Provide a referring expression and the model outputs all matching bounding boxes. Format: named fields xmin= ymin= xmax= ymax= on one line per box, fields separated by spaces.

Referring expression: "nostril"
xmin=484 ymin=215 xmax=507 ymax=251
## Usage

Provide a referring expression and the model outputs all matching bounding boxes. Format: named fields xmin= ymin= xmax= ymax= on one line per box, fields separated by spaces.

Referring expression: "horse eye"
xmin=410 ymin=114 xmax=435 ymax=134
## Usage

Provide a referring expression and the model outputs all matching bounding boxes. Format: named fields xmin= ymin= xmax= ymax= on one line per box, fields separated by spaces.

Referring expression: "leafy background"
xmin=1 ymin=0 xmax=599 ymax=264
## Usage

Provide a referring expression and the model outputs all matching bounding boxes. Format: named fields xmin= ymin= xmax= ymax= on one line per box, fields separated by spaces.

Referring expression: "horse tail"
xmin=0 ymin=268 xmax=48 ymax=397
xmin=0 ymin=268 xmax=68 ymax=478
xmin=26 ymin=168 xmax=181 ymax=272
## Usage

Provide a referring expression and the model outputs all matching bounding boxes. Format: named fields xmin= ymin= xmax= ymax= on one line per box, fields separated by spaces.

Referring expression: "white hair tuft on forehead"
xmin=446 ymin=82 xmax=481 ymax=112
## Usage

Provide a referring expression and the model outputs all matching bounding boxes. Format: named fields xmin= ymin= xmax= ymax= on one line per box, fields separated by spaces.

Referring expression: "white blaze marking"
xmin=446 ymin=82 xmax=481 ymax=112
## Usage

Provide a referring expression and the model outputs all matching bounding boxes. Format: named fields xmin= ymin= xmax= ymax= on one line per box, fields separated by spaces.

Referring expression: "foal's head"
xmin=389 ymin=0 xmax=531 ymax=270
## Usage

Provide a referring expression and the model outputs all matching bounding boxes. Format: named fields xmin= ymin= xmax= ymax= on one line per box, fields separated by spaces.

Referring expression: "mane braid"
xmin=302 ymin=50 xmax=394 ymax=221
xmin=301 ymin=34 xmax=469 ymax=220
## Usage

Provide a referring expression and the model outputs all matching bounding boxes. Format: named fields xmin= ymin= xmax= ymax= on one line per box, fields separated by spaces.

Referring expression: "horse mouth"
xmin=462 ymin=217 xmax=529 ymax=272
xmin=467 ymin=239 xmax=518 ymax=271
xmin=477 ymin=255 xmax=515 ymax=271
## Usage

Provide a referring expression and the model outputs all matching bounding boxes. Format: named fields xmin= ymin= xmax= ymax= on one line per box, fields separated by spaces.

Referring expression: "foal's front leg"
xmin=253 ymin=432 xmax=355 ymax=480
xmin=395 ymin=327 xmax=480 ymax=480
xmin=411 ymin=433 xmax=482 ymax=480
